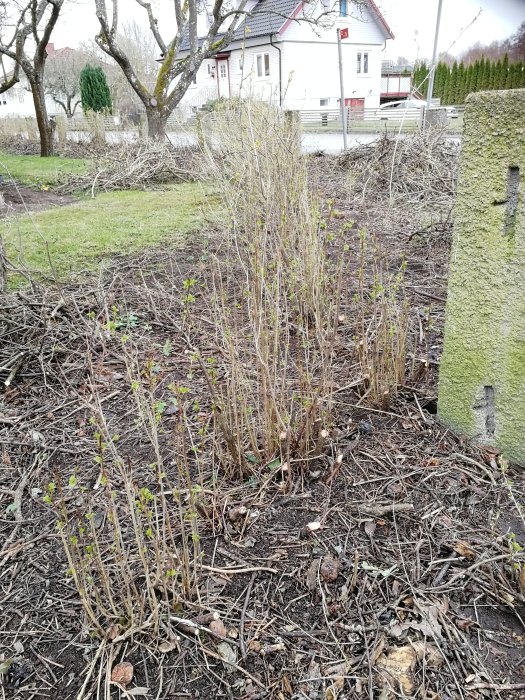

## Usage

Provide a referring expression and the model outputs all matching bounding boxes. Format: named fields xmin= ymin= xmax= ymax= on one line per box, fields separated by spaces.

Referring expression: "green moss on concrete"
xmin=438 ymin=89 xmax=525 ymax=464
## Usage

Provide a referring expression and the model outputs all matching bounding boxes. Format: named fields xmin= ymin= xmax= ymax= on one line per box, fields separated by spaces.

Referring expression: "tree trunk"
xmin=31 ymin=78 xmax=53 ymax=157
xmin=146 ymin=106 xmax=169 ymax=139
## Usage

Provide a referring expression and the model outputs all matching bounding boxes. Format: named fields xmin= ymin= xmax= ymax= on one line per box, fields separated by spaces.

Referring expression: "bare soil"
xmin=1 ymin=159 xmax=524 ymax=700
xmin=0 ymin=182 xmax=73 ymax=218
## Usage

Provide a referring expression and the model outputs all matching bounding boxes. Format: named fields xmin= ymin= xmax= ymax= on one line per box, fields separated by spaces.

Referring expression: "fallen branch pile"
xmin=339 ymin=128 xmax=460 ymax=205
xmin=58 ymin=140 xmax=199 ymax=195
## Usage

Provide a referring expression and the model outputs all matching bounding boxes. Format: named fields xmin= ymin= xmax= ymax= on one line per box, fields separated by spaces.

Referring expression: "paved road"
xmin=163 ymin=130 xmax=381 ymax=154
xmin=76 ymin=129 xmax=382 ymax=153
xmin=301 ymin=132 xmax=378 ymax=154
xmin=71 ymin=129 xmax=459 ymax=155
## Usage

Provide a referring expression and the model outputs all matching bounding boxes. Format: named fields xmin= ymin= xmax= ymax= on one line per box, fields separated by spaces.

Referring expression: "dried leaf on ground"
xmin=217 ymin=641 xmax=237 ymax=672
xmin=320 ymin=554 xmax=340 ymax=582
xmin=322 ymin=660 xmax=348 ymax=693
xmin=452 ymin=541 xmax=476 ymax=560
xmin=364 ymin=520 xmax=376 ymax=537
xmin=376 ymin=645 xmax=417 ymax=695
xmin=376 ymin=642 xmax=443 ymax=696
xmin=281 ymin=674 xmax=293 ymax=696
xmin=228 ymin=505 xmax=248 ymax=522
xmin=411 ymin=641 xmax=443 ymax=667
xmin=209 ymin=618 xmax=226 ymax=637
xmin=111 ymin=661 xmax=134 ymax=686
xmin=306 ymin=558 xmax=321 ymax=590
xmin=362 ymin=561 xmax=397 ymax=578
xmin=455 ymin=616 xmax=475 ymax=631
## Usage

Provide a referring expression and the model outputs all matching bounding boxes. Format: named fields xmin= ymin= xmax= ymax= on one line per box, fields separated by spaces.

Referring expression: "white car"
xmin=377 ymin=99 xmax=426 ymax=120
xmin=378 ymin=99 xmax=459 ymax=120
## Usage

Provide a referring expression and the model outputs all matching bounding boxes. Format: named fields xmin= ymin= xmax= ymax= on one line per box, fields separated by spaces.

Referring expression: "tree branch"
xmin=95 ymin=0 xmax=150 ymax=104
xmin=0 ymin=61 xmax=19 ymax=94
xmin=134 ymin=0 xmax=167 ymax=54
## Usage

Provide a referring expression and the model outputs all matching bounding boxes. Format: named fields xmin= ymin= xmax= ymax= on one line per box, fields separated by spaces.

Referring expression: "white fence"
xmin=301 ymin=107 xmax=422 ymax=132
xmin=300 ymin=106 xmax=463 ymax=134
xmin=67 ymin=115 xmax=122 ymax=131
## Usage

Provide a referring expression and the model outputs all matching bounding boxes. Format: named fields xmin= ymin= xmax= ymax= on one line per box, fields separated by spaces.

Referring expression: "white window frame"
xmin=320 ymin=98 xmax=329 ymax=107
xmin=256 ymin=52 xmax=270 ymax=78
xmin=219 ymin=62 xmax=227 ymax=79
xmin=357 ymin=51 xmax=369 ymax=75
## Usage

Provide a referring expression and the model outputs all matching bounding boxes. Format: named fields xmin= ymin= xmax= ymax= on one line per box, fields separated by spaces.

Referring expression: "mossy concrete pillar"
xmin=438 ymin=89 xmax=525 ymax=464
xmin=424 ymin=107 xmax=447 ymax=129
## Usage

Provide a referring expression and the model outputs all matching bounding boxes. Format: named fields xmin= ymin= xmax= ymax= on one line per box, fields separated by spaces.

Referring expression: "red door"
xmin=348 ymin=97 xmax=365 ymax=119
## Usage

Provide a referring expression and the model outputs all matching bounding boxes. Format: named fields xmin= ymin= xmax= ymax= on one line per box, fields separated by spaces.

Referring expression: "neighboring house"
xmin=177 ymin=0 xmax=394 ymax=113
xmin=0 ymin=74 xmax=56 ymax=118
xmin=0 ymin=44 xmax=72 ymax=119
xmin=381 ymin=60 xmax=413 ymax=102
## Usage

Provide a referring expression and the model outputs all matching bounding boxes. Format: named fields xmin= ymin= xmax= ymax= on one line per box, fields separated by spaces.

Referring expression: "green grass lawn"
xmin=0 ymin=151 xmax=87 ymax=186
xmin=3 ymin=184 xmax=212 ymax=281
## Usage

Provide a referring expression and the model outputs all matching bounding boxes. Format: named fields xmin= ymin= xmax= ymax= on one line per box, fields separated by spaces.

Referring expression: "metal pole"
xmin=337 ymin=29 xmax=348 ymax=151
xmin=426 ymin=0 xmax=443 ymax=109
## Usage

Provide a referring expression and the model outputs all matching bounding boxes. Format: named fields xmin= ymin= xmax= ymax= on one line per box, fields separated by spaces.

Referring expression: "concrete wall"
xmin=438 ymin=89 xmax=525 ymax=464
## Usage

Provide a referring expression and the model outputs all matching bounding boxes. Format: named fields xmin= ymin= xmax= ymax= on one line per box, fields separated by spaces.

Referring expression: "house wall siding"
xmin=184 ymin=45 xmax=282 ymax=105
xmin=0 ymin=80 xmax=63 ymax=118
xmin=280 ymin=41 xmax=381 ymax=109
xmin=231 ymin=45 xmax=281 ymax=102
xmin=179 ymin=1 xmax=389 ymax=113
xmin=282 ymin=3 xmax=386 ymax=45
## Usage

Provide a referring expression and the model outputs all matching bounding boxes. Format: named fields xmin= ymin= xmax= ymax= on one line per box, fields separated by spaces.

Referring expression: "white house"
xmin=0 ymin=44 xmax=72 ymax=119
xmin=0 ymin=78 xmax=56 ymax=118
xmin=178 ymin=0 xmax=394 ymax=113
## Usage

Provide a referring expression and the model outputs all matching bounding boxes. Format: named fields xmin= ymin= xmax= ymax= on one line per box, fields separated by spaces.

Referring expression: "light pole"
xmin=426 ymin=0 xmax=443 ymax=109
xmin=337 ymin=27 xmax=348 ymax=151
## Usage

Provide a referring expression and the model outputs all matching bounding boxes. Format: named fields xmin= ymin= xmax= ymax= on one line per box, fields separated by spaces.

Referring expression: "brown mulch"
xmin=1 ymin=153 xmax=524 ymax=700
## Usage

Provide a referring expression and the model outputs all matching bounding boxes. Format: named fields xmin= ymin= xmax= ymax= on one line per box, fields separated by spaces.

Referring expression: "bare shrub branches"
xmin=198 ymin=102 xmax=349 ymax=476
xmin=355 ymin=230 xmax=411 ymax=410
xmin=341 ymin=128 xmax=459 ymax=207
xmin=59 ymin=140 xmax=198 ymax=194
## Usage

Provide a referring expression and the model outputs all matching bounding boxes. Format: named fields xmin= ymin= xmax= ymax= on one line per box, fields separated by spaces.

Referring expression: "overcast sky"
xmin=377 ymin=0 xmax=525 ymax=61
xmin=52 ymin=0 xmax=525 ymax=61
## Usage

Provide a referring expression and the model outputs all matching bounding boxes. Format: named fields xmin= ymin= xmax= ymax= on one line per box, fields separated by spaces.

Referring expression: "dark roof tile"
xmin=232 ymin=0 xmax=299 ymax=41
xmin=179 ymin=0 xmax=298 ymax=52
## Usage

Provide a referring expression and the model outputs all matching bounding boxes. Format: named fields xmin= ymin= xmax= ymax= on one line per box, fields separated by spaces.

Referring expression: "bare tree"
xmin=45 ymin=48 xmax=86 ymax=117
xmin=108 ymin=20 xmax=158 ymax=118
xmin=0 ymin=1 xmax=20 ymax=93
xmin=0 ymin=0 xmax=65 ymax=156
xmin=93 ymin=0 xmax=257 ymax=138
xmin=93 ymin=0 xmax=341 ymax=138
xmin=460 ymin=22 xmax=525 ymax=65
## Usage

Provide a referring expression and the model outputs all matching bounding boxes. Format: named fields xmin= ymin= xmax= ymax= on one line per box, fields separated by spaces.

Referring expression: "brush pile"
xmin=58 ymin=140 xmax=199 ymax=195
xmin=339 ymin=128 xmax=460 ymax=206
